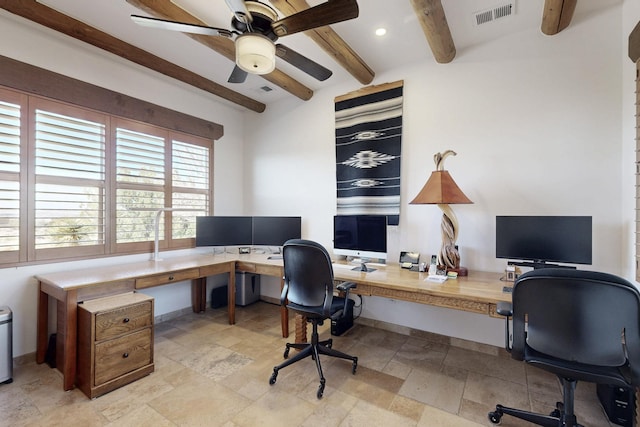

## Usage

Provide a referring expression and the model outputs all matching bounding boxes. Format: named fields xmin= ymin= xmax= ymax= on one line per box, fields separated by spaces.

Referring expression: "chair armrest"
xmin=496 ymin=302 xmax=512 ymax=317
xmin=495 ymin=302 xmax=513 ymax=353
xmin=334 ymin=282 xmax=357 ymax=320
xmin=336 ymin=281 xmax=357 ymax=292
xmin=280 ymin=279 xmax=289 ymax=306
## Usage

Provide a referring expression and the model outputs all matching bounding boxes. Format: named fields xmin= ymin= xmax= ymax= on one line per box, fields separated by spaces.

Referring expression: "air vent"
xmin=259 ymin=85 xmax=273 ymax=92
xmin=473 ymin=2 xmax=515 ymax=26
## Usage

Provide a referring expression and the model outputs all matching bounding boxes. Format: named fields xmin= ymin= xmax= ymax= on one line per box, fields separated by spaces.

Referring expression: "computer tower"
xmin=597 ymin=383 xmax=635 ymax=427
xmin=331 ymin=298 xmax=354 ymax=336
xmin=210 ymin=285 xmax=228 ymax=309
xmin=235 ymin=272 xmax=260 ymax=306
xmin=0 ymin=306 xmax=13 ymax=384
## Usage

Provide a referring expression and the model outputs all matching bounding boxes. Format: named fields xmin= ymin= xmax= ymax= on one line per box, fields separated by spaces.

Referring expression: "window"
xmin=171 ymin=137 xmax=210 ymax=245
xmin=0 ymin=89 xmax=25 ymax=264
xmin=115 ymin=122 xmax=166 ymax=250
xmin=0 ymin=86 xmax=213 ymax=266
xmin=33 ymin=101 xmax=106 ymax=260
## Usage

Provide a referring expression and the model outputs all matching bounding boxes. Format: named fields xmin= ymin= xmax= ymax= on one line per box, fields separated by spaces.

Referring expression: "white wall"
xmin=0 ymin=2 xmax=637 ymax=356
xmin=244 ymin=3 xmax=630 ymax=346
xmin=622 ymin=0 xmax=640 ymax=279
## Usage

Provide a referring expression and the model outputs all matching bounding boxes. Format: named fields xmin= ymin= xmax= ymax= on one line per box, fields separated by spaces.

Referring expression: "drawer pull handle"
xmin=123 ymin=318 xmax=130 ymax=323
xmin=168 ymin=275 xmax=174 ymax=280
xmin=123 ymin=352 xmax=129 ymax=358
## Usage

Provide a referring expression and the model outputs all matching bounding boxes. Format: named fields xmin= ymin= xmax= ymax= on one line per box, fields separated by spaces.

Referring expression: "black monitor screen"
xmin=195 ymin=216 xmax=252 ymax=247
xmin=333 ymin=215 xmax=387 ymax=259
xmin=496 ymin=216 xmax=592 ymax=266
xmin=252 ymin=216 xmax=301 ymax=246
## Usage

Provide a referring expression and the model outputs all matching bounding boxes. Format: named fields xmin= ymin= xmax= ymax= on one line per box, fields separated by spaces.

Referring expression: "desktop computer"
xmin=331 ymin=298 xmax=354 ymax=336
xmin=597 ymin=383 xmax=635 ymax=427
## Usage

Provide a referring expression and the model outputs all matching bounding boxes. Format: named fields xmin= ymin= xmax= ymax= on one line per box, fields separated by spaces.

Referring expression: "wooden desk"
xmin=35 ymin=253 xmax=286 ymax=391
xmin=293 ymin=263 xmax=511 ymax=342
xmin=36 ymin=253 xmax=509 ymax=392
xmin=332 ymin=264 xmax=510 ymax=317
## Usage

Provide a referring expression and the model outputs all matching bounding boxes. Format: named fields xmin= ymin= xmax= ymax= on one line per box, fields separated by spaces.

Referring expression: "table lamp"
xmin=410 ymin=150 xmax=472 ymax=275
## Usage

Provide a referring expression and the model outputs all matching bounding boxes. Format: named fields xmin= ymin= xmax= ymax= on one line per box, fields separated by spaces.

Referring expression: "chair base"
xmin=488 ymin=377 xmax=582 ymax=427
xmin=269 ymin=318 xmax=358 ymax=399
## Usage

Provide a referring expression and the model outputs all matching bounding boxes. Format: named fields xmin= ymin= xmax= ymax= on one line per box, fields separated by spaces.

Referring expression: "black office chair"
xmin=269 ymin=239 xmax=358 ymax=399
xmin=489 ymin=268 xmax=640 ymax=427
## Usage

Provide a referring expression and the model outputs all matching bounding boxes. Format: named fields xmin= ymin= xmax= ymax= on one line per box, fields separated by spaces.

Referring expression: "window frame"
xmin=0 ymin=85 xmax=215 ymax=267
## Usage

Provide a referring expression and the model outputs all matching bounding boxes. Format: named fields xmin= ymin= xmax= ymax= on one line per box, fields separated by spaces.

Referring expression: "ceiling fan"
xmin=131 ymin=0 xmax=359 ymax=84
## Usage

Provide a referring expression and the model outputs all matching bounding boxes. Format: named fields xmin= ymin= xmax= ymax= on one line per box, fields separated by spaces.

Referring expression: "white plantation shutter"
xmin=0 ymin=99 xmax=21 ymax=259
xmin=33 ymin=108 xmax=106 ymax=255
xmin=116 ymin=126 xmax=166 ymax=244
xmin=172 ymin=139 xmax=209 ymax=240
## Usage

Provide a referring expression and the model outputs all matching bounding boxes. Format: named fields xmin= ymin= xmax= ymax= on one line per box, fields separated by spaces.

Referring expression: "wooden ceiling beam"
xmin=0 ymin=0 xmax=266 ymax=113
xmin=127 ymin=0 xmax=313 ymax=101
xmin=541 ymin=0 xmax=577 ymax=35
xmin=409 ymin=0 xmax=456 ymax=64
xmin=269 ymin=0 xmax=374 ymax=85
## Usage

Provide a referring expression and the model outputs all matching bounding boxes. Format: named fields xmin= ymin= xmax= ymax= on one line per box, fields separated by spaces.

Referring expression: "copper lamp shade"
xmin=410 ymin=170 xmax=472 ymax=205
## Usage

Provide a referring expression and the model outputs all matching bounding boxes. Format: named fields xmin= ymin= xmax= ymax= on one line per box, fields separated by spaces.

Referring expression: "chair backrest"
xmin=282 ymin=239 xmax=335 ymax=314
xmin=511 ymin=268 xmax=640 ymax=381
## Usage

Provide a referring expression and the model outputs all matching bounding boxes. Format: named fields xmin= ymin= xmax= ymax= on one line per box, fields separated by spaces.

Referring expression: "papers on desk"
xmin=426 ymin=275 xmax=448 ymax=283
xmin=332 ymin=263 xmax=356 ymax=270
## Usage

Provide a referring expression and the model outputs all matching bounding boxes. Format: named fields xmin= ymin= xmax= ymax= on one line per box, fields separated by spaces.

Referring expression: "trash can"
xmin=235 ymin=272 xmax=260 ymax=306
xmin=0 ymin=306 xmax=12 ymax=384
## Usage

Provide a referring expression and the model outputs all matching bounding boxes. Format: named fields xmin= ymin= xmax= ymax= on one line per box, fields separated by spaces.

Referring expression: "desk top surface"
xmin=330 ymin=263 xmax=511 ymax=304
xmin=35 ymin=252 xmax=511 ymax=304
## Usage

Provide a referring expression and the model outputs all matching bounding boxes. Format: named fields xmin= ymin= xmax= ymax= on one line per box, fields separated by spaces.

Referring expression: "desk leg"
xmin=36 ymin=284 xmax=48 ymax=364
xmin=191 ymin=278 xmax=206 ymax=313
xmin=280 ymin=275 xmax=289 ymax=338
xmin=228 ymin=269 xmax=236 ymax=325
xmin=294 ymin=314 xmax=307 ymax=343
xmin=57 ymin=289 xmax=77 ymax=391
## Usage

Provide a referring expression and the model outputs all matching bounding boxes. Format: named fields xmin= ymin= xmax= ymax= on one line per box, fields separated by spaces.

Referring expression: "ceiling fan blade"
xmin=131 ymin=15 xmax=233 ymax=38
xmin=271 ymin=0 xmax=359 ymax=37
xmin=224 ymin=0 xmax=253 ymax=24
xmin=275 ymin=44 xmax=332 ymax=81
xmin=228 ymin=65 xmax=248 ymax=84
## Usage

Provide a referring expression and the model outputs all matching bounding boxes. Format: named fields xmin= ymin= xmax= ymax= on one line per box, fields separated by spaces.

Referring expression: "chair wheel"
xmin=327 ymin=339 xmax=333 ymax=349
xmin=549 ymin=409 xmax=561 ymax=418
xmin=269 ymin=370 xmax=278 ymax=385
xmin=283 ymin=346 xmax=290 ymax=359
xmin=352 ymin=358 xmax=358 ymax=374
xmin=317 ymin=383 xmax=325 ymax=399
xmin=488 ymin=411 xmax=502 ymax=424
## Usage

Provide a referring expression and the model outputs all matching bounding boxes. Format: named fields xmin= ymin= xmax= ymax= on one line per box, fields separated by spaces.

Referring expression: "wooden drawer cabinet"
xmin=77 ymin=292 xmax=154 ymax=398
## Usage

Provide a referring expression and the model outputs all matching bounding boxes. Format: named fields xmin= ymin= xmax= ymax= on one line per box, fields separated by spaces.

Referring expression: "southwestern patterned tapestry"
xmin=335 ymin=81 xmax=403 ymax=225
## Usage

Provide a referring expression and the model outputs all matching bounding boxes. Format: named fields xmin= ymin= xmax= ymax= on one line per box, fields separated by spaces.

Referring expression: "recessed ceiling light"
xmin=375 ymin=27 xmax=387 ymax=37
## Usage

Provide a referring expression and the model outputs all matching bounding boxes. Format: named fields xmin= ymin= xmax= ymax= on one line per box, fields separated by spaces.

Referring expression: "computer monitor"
xmin=333 ymin=215 xmax=388 ymax=266
xmin=495 ymin=215 xmax=592 ymax=269
xmin=252 ymin=216 xmax=301 ymax=246
xmin=195 ymin=216 xmax=252 ymax=247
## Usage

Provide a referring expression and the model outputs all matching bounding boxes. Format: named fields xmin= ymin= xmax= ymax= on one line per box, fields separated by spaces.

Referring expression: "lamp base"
xmin=449 ymin=266 xmax=468 ymax=276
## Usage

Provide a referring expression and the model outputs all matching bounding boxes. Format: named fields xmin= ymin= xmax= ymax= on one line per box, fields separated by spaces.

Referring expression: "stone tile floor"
xmin=1 ymin=301 xmax=617 ymax=426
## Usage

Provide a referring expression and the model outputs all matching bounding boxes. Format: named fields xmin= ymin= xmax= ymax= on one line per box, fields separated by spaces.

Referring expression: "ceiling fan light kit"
xmin=131 ymin=0 xmax=360 ymax=82
xmin=236 ymin=33 xmax=276 ymax=74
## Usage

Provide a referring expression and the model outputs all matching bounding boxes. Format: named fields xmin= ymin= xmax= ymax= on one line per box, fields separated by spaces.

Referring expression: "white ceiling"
xmin=33 ymin=0 xmax=618 ymax=106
